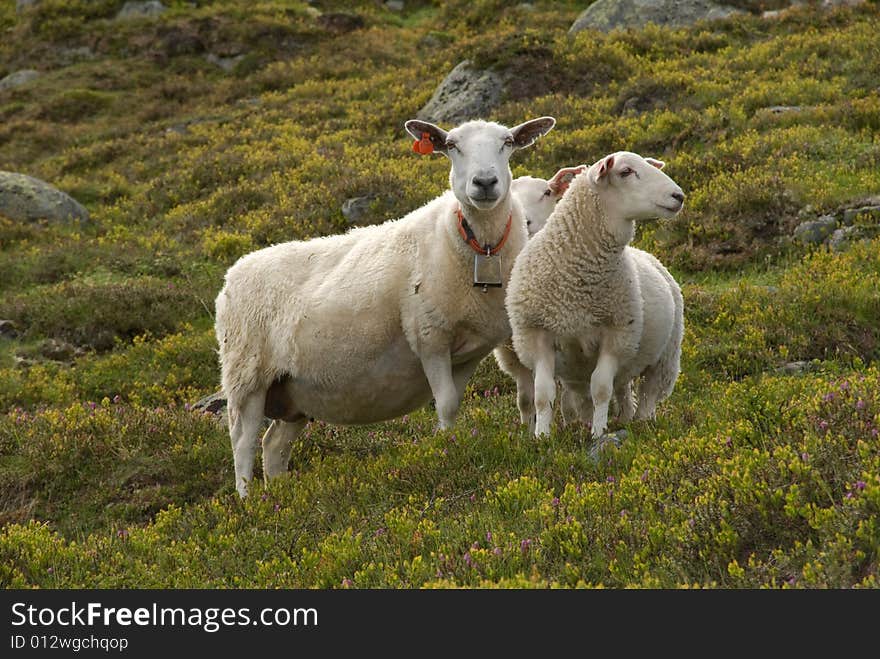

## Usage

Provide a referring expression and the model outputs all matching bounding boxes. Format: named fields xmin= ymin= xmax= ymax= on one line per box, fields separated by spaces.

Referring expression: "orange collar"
xmin=456 ymin=208 xmax=513 ymax=256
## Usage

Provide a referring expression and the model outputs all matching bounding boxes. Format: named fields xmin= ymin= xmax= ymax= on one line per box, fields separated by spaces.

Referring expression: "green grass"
xmin=0 ymin=0 xmax=878 ymax=588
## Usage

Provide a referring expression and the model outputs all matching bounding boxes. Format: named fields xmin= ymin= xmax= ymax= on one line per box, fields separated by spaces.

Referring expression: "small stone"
xmin=569 ymin=0 xmax=743 ymax=35
xmin=192 ymin=391 xmax=227 ymax=415
xmin=776 ymin=361 xmax=815 ymax=375
xmin=587 ymin=430 xmax=627 ymax=462
xmin=0 ymin=320 xmax=18 ymax=339
xmin=205 ymin=53 xmax=245 ymax=73
xmin=116 ymin=1 xmax=166 ymax=20
xmin=829 ymin=226 xmax=861 ymax=252
xmin=385 ymin=0 xmax=404 ymax=11
xmin=38 ymin=338 xmax=78 ymax=362
xmin=16 ymin=0 xmax=40 ymax=12
xmin=793 ymin=215 xmax=837 ymax=244
xmin=765 ymin=105 xmax=803 ymax=114
xmin=0 ymin=70 xmax=40 ymax=92
xmin=841 ymin=205 xmax=880 ymax=226
xmin=342 ymin=195 xmax=378 ymax=224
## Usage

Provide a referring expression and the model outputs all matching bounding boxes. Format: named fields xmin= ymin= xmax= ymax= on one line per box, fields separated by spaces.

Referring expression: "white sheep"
xmin=506 ymin=151 xmax=685 ymax=439
xmin=494 ymin=165 xmax=585 ymax=428
xmin=215 ymin=116 xmax=555 ymax=496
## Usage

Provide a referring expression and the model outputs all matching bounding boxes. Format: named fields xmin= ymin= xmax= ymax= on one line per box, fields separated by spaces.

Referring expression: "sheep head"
xmin=405 ymin=117 xmax=555 ymax=213
xmin=588 ymin=151 xmax=685 ymax=222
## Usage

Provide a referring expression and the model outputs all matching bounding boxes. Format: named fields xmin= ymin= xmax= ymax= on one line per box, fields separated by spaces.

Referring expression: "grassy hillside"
xmin=1 ymin=0 xmax=878 ymax=588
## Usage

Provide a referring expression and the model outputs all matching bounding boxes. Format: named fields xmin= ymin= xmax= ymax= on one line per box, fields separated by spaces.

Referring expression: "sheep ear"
xmin=595 ymin=155 xmax=615 ymax=182
xmin=548 ymin=164 xmax=586 ymax=196
xmin=646 ymin=157 xmax=665 ymax=170
xmin=405 ymin=120 xmax=448 ymax=155
xmin=510 ymin=116 xmax=556 ymax=150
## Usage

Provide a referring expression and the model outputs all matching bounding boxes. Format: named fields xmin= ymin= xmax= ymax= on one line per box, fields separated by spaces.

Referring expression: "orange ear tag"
xmin=412 ymin=132 xmax=434 ymax=155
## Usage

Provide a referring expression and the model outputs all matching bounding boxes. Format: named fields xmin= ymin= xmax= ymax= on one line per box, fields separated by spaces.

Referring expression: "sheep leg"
xmin=636 ymin=367 xmax=661 ymax=421
xmin=262 ymin=418 xmax=307 ymax=483
xmin=530 ymin=329 xmax=556 ymax=437
xmin=229 ymin=389 xmax=267 ymax=498
xmin=494 ymin=344 xmax=536 ymax=430
xmin=421 ymin=352 xmax=460 ymax=430
xmin=616 ymin=379 xmax=635 ymax=423
xmin=590 ymin=351 xmax=618 ymax=439
xmin=452 ymin=357 xmax=483 ymax=401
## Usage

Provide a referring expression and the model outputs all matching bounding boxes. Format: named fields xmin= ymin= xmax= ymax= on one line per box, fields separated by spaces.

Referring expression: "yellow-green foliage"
xmin=0 ymin=1 xmax=878 ymax=588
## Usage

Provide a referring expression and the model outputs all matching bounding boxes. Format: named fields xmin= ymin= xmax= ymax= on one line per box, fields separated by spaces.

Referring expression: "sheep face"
xmin=405 ymin=117 xmax=555 ymax=213
xmin=588 ymin=151 xmax=685 ymax=221
xmin=513 ymin=165 xmax=586 ymax=235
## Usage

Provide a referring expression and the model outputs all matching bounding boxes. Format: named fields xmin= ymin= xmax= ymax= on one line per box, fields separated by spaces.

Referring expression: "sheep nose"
xmin=472 ymin=175 xmax=498 ymax=190
xmin=671 ymin=191 xmax=685 ymax=204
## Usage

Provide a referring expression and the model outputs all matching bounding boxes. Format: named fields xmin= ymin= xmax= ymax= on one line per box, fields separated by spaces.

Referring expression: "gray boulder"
xmin=569 ymin=0 xmax=743 ymax=34
xmin=776 ymin=361 xmax=816 ymax=375
xmin=205 ymin=53 xmax=245 ymax=73
xmin=793 ymin=215 xmax=837 ymax=244
xmin=116 ymin=1 xmax=167 ymax=20
xmin=0 ymin=70 xmax=40 ymax=92
xmin=417 ymin=60 xmax=504 ymax=125
xmin=0 ymin=172 xmax=89 ymax=224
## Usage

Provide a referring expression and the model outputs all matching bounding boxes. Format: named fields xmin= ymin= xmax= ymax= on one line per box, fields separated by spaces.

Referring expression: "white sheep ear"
xmin=510 ymin=116 xmax=556 ymax=150
xmin=548 ymin=165 xmax=585 ymax=196
xmin=646 ymin=157 xmax=665 ymax=170
xmin=594 ymin=155 xmax=615 ymax=182
xmin=405 ymin=119 xmax=448 ymax=155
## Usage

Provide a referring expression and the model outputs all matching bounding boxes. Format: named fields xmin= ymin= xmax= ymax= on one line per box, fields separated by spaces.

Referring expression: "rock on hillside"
xmin=0 ymin=172 xmax=90 ymax=223
xmin=417 ymin=60 xmax=504 ymax=125
xmin=569 ymin=0 xmax=743 ymax=34
xmin=0 ymin=69 xmax=40 ymax=91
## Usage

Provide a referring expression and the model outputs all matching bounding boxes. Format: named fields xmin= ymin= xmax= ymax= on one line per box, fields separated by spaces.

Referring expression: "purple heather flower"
xmin=493 ymin=547 xmax=502 ymax=556
xmin=840 ymin=381 xmax=850 ymax=391
xmin=484 ymin=389 xmax=491 ymax=398
xmin=260 ymin=493 xmax=269 ymax=501
xmin=471 ymin=428 xmax=478 ymax=437
xmin=822 ymin=392 xmax=835 ymax=402
xmin=486 ymin=531 xmax=493 ymax=543
xmin=520 ymin=538 xmax=532 ymax=553
xmin=113 ymin=395 xmax=121 ymax=404
xmin=606 ymin=475 xmax=616 ymax=484
xmin=856 ymin=399 xmax=866 ymax=410
xmin=855 ymin=480 xmax=866 ymax=491
xmin=493 ymin=386 xmax=500 ymax=395
xmin=872 ymin=428 xmax=879 ymax=438
xmin=374 ymin=527 xmax=386 ymax=537
xmin=464 ymin=552 xmax=475 ymax=568
xmin=402 ymin=415 xmax=409 ymax=423
xmin=117 ymin=529 xmax=129 ymax=540
xmin=819 ymin=420 xmax=829 ymax=431
xmin=47 ymin=567 xmax=54 ymax=574
xmin=273 ymin=503 xmax=281 ymax=512
xmin=845 ymin=492 xmax=854 ymax=500
xmin=551 ymin=497 xmax=560 ymax=507
xmin=641 ymin=469 xmax=649 ymax=482
xmin=801 ymin=452 xmax=809 ymax=462
xmin=620 ymin=509 xmax=627 ymax=518
xmin=88 ymin=401 xmax=96 ymax=410
xmin=342 ymin=578 xmax=353 ymax=588
xmin=469 ymin=493 xmax=476 ymax=503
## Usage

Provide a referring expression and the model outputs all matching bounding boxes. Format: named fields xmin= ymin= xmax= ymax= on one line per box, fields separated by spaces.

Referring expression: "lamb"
xmin=505 ymin=151 xmax=685 ymax=439
xmin=494 ymin=165 xmax=585 ymax=428
xmin=215 ymin=116 xmax=555 ymax=496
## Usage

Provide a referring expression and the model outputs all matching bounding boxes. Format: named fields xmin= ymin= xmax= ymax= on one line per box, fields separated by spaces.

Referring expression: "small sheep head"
xmin=512 ymin=165 xmax=586 ymax=236
xmin=588 ymin=151 xmax=685 ymax=221
xmin=405 ymin=117 xmax=555 ymax=212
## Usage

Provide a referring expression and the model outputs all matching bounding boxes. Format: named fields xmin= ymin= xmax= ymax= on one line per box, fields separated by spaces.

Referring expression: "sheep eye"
xmin=620 ymin=167 xmax=635 ymax=177
xmin=542 ymin=189 xmax=552 ymax=197
xmin=503 ymin=137 xmax=515 ymax=148
xmin=446 ymin=141 xmax=457 ymax=152
xmin=526 ymin=219 xmax=532 ymax=226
